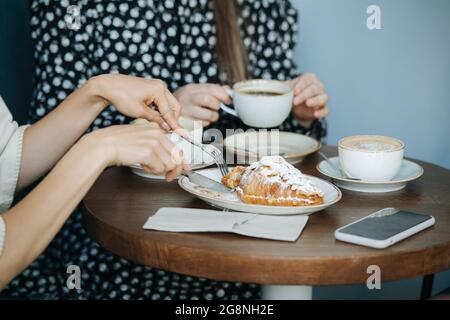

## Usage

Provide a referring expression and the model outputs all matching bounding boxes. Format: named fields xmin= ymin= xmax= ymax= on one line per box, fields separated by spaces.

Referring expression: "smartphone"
xmin=335 ymin=208 xmax=435 ymax=249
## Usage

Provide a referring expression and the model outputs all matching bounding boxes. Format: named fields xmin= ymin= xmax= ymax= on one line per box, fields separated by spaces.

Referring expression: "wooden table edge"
xmin=82 ymin=202 xmax=450 ymax=286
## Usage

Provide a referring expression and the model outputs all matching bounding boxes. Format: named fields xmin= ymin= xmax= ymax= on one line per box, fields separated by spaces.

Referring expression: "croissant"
xmin=222 ymin=156 xmax=324 ymax=206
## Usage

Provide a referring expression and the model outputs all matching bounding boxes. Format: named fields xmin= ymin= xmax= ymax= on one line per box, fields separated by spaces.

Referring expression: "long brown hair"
xmin=213 ymin=0 xmax=249 ymax=84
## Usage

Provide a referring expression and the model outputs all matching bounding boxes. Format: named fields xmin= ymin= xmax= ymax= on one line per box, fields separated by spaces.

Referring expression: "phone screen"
xmin=339 ymin=210 xmax=433 ymax=241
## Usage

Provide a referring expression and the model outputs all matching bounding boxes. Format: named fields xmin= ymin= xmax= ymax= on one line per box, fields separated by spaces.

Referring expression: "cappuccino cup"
xmin=220 ymin=79 xmax=293 ymax=128
xmin=338 ymin=135 xmax=405 ymax=181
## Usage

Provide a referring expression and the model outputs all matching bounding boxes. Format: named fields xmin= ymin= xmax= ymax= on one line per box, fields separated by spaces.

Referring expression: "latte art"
xmin=348 ymin=141 xmax=399 ymax=152
xmin=340 ymin=136 xmax=403 ymax=153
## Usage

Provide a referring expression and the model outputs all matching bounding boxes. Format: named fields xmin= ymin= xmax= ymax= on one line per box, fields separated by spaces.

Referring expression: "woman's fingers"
xmin=184 ymin=104 xmax=219 ymax=123
xmin=293 ymin=74 xmax=318 ymax=95
xmin=152 ymin=86 xmax=181 ymax=131
xmin=205 ymin=84 xmax=232 ymax=104
xmin=98 ymin=75 xmax=187 ymax=132
xmin=295 ymin=105 xmax=328 ymax=121
xmin=306 ymin=93 xmax=329 ymax=108
xmin=177 ymin=83 xmax=230 ymax=104
xmin=294 ymin=83 xmax=323 ymax=106
xmin=165 ymin=147 xmax=185 ymax=181
xmin=146 ymin=121 xmax=161 ymax=129
xmin=165 ymin=89 xmax=182 ymax=119
xmin=314 ymin=106 xmax=329 ymax=118
xmin=289 ymin=73 xmax=330 ymax=122
xmin=142 ymin=164 xmax=162 ymax=175
xmin=192 ymin=93 xmax=222 ymax=111
xmin=157 ymin=131 xmax=190 ymax=176
xmin=140 ymin=104 xmax=166 ymax=127
xmin=175 ymin=84 xmax=227 ymax=127
xmin=152 ymin=132 xmax=185 ymax=180
xmin=155 ymin=144 xmax=185 ymax=181
xmin=156 ymin=146 xmax=177 ymax=172
xmin=158 ymin=134 xmax=183 ymax=164
xmin=141 ymin=140 xmax=176 ymax=175
xmin=102 ymin=124 xmax=187 ymax=176
xmin=164 ymin=91 xmax=191 ymax=137
xmin=165 ymin=166 xmax=182 ymax=182
xmin=141 ymin=153 xmax=165 ymax=174
xmin=296 ymin=106 xmax=316 ymax=121
xmin=138 ymin=130 xmax=185 ymax=180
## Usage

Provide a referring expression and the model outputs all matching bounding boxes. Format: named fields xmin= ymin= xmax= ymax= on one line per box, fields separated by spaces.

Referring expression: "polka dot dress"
xmin=4 ymin=0 xmax=326 ymax=300
xmin=3 ymin=209 xmax=260 ymax=300
xmin=28 ymin=0 xmax=326 ymax=138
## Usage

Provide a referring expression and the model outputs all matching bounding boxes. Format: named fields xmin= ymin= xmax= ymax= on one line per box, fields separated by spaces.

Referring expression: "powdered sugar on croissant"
xmin=222 ymin=156 xmax=324 ymax=207
xmin=242 ymin=156 xmax=323 ymax=196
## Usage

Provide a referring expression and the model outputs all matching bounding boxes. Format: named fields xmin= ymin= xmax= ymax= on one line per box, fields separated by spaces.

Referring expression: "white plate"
xmin=316 ymin=157 xmax=424 ymax=193
xmin=178 ymin=168 xmax=342 ymax=215
xmin=130 ymin=160 xmax=215 ymax=180
xmin=224 ymin=131 xmax=321 ymax=165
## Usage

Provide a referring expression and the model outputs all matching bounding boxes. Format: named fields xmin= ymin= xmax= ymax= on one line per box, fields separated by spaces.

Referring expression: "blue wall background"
xmin=291 ymin=0 xmax=450 ymax=299
xmin=292 ymin=0 xmax=450 ymax=169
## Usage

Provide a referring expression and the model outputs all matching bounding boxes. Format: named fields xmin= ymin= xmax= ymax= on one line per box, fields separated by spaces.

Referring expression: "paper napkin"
xmin=143 ymin=208 xmax=309 ymax=242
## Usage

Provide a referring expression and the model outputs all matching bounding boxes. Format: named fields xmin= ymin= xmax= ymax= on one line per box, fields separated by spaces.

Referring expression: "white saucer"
xmin=316 ymin=157 xmax=424 ymax=193
xmin=178 ymin=167 xmax=341 ymax=215
xmin=224 ymin=131 xmax=321 ymax=165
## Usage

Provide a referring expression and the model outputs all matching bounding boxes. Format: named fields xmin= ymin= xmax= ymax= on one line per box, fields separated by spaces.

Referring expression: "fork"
xmin=178 ymin=135 xmax=230 ymax=177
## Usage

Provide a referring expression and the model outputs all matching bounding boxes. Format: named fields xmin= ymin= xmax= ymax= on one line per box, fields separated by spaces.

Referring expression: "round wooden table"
xmin=82 ymin=146 xmax=450 ymax=300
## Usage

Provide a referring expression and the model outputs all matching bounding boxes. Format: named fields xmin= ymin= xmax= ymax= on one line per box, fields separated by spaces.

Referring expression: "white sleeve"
xmin=0 ymin=215 xmax=5 ymax=256
xmin=0 ymin=96 xmax=29 ymax=256
xmin=0 ymin=96 xmax=29 ymax=214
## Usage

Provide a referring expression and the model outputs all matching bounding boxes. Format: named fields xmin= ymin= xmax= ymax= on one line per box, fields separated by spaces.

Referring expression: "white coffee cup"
xmin=338 ymin=135 xmax=405 ymax=182
xmin=220 ymin=79 xmax=293 ymax=128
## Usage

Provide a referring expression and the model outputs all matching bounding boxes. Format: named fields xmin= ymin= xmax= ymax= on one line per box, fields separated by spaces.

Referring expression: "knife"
xmin=182 ymin=171 xmax=231 ymax=193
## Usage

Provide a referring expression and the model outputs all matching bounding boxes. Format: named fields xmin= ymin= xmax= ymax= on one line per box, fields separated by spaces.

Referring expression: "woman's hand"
xmin=174 ymin=84 xmax=231 ymax=127
xmin=86 ymin=124 xmax=189 ymax=181
xmin=0 ymin=123 xmax=187 ymax=288
xmin=91 ymin=74 xmax=184 ymax=133
xmin=287 ymin=74 xmax=329 ymax=123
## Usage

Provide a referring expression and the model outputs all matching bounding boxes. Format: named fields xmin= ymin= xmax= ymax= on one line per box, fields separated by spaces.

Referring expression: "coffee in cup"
xmin=236 ymin=89 xmax=285 ymax=97
xmin=338 ymin=135 xmax=404 ymax=181
xmin=220 ymin=79 xmax=293 ymax=128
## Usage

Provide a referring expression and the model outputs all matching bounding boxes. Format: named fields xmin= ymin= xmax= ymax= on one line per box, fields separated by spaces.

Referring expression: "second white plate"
xmin=224 ymin=131 xmax=321 ymax=165
xmin=178 ymin=168 xmax=342 ymax=215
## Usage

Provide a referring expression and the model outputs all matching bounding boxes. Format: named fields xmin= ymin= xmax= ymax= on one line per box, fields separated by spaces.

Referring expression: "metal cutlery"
xmin=181 ymin=170 xmax=231 ymax=193
xmin=177 ymin=135 xmax=229 ymax=177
